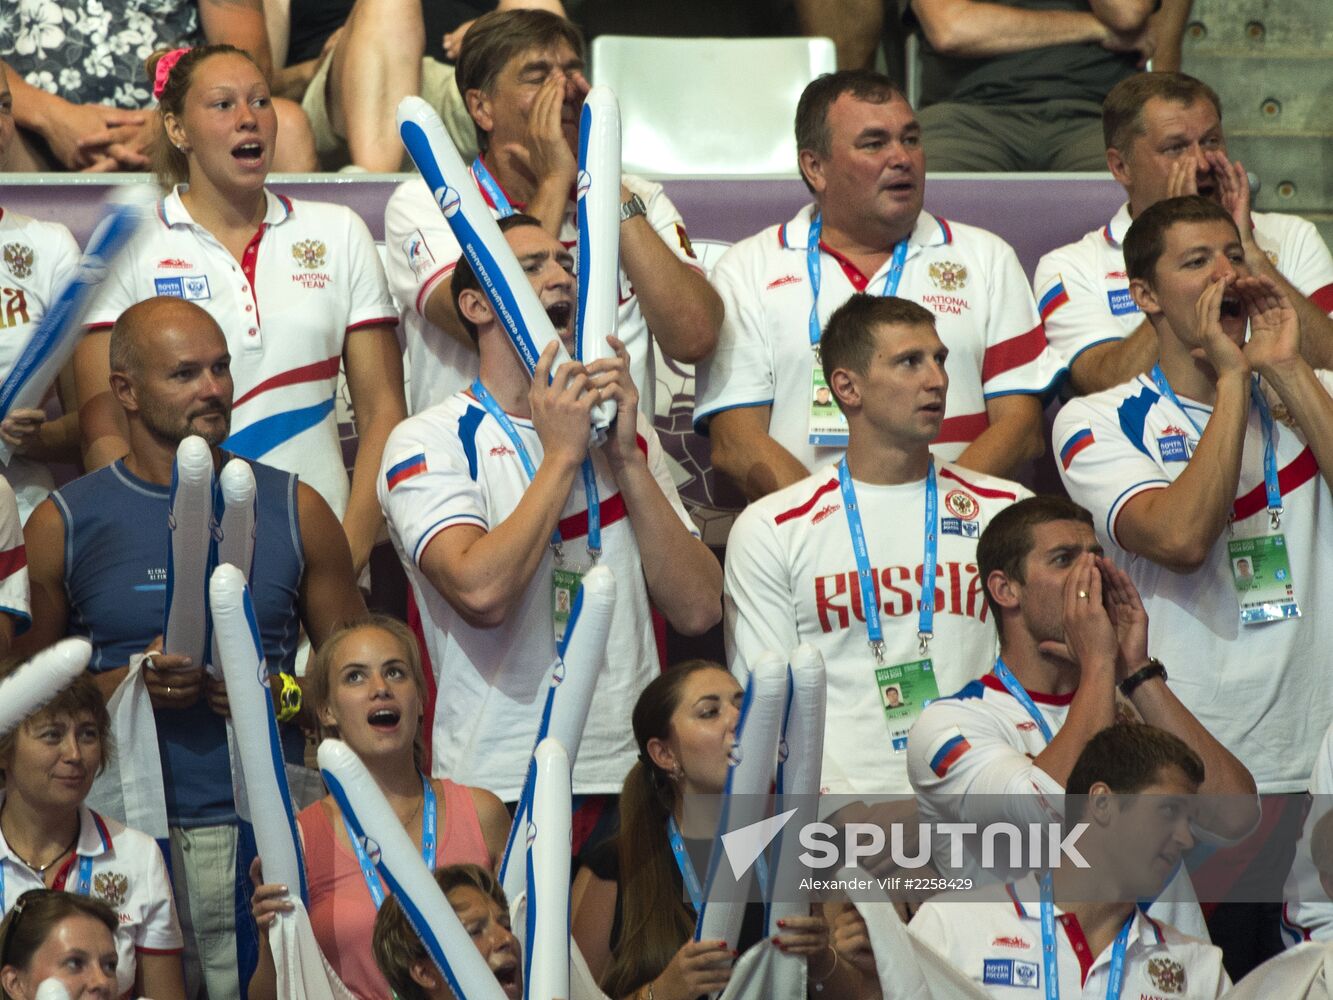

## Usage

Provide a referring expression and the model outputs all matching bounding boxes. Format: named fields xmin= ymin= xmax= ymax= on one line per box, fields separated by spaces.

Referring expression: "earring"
xmin=670 ymin=764 xmax=683 ymax=781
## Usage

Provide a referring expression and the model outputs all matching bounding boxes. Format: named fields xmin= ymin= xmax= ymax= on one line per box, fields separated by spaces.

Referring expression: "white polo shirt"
xmin=1035 ymin=202 xmax=1333 ymax=368
xmin=377 ymin=390 xmax=697 ymax=800
xmin=0 ymin=795 xmax=183 ymax=997
xmin=0 ymin=208 xmax=80 ymax=521
xmin=1054 ymin=373 xmax=1333 ymax=793
xmin=693 ymin=205 xmax=1066 ymax=472
xmin=909 ymin=875 xmax=1229 ymax=998
xmin=725 ymin=461 xmax=1027 ymax=795
xmin=87 ymin=187 xmax=398 ymax=519
xmin=383 ymin=165 xmax=702 ymax=416
xmin=1281 ymin=722 xmax=1333 ymax=947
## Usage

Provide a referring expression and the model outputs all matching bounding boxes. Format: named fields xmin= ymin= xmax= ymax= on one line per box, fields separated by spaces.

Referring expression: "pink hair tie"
xmin=153 ymin=47 xmax=191 ymax=101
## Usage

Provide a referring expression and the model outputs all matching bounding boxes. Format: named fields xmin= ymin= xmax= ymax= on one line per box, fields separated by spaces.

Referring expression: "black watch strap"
xmin=1119 ymin=658 xmax=1167 ymax=699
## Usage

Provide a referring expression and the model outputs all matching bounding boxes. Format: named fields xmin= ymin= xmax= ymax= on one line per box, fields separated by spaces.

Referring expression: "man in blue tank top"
xmin=18 ymin=296 xmax=366 ymax=1000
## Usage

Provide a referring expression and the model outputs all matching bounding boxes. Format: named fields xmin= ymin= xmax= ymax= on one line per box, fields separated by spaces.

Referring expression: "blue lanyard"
xmin=471 ymin=380 xmax=602 ymax=560
xmin=669 ymin=816 xmax=769 ymax=913
xmin=992 ymin=656 xmax=1055 ymax=744
xmin=0 ymin=854 xmax=94 ymax=905
xmin=837 ymin=458 xmax=938 ymax=662
xmin=343 ymin=774 xmax=436 ymax=910
xmin=1039 ymin=871 xmax=1133 ymax=1000
xmin=471 ymin=158 xmax=514 ymax=218
xmin=1151 ymin=365 xmax=1283 ymax=528
xmin=805 ymin=213 xmax=908 ymax=354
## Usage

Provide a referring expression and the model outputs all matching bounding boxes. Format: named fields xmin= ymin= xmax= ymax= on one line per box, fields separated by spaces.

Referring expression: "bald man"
xmin=18 ymin=296 xmax=365 ymax=1000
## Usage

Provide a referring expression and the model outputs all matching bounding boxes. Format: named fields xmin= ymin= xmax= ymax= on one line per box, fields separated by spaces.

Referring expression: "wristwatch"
xmin=619 ymin=193 xmax=647 ymax=223
xmin=1118 ymin=658 xmax=1167 ymax=699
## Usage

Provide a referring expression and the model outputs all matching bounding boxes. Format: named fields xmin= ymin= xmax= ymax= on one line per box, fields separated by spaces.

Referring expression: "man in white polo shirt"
xmin=694 ymin=69 xmax=1065 ymax=501
xmin=725 ymin=294 xmax=1029 ymax=796
xmin=377 ymin=213 xmax=721 ymax=810
xmin=1035 ymin=71 xmax=1333 ymax=396
xmin=909 ymin=724 xmax=1231 ymax=998
xmin=383 ymin=8 xmax=720 ymax=416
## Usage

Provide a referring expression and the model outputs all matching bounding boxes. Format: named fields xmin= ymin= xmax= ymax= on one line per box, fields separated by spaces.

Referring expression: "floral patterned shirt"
xmin=1 ymin=0 xmax=202 ymax=109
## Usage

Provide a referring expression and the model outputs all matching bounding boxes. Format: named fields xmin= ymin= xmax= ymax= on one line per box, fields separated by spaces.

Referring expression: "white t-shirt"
xmin=1055 ymin=373 xmax=1333 ymax=793
xmin=693 ymin=205 xmax=1066 ymax=471
xmin=1035 ymin=202 xmax=1333 ymax=368
xmin=909 ymin=874 xmax=1229 ymax=998
xmin=1281 ymin=723 xmax=1333 ymax=947
xmin=725 ymin=461 xmax=1027 ymax=794
xmin=0 ymin=477 xmax=30 ymax=634
xmin=87 ymin=187 xmax=398 ymax=519
xmin=0 ymin=795 xmax=183 ymax=997
xmin=0 ymin=208 xmax=80 ymax=521
xmin=383 ymin=166 xmax=702 ymax=416
xmin=377 ymin=390 xmax=697 ymax=800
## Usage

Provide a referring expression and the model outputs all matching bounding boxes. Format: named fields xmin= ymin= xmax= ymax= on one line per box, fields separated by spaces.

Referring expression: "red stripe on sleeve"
xmin=981 ymin=324 xmax=1047 ymax=383
xmin=933 ymin=411 xmax=990 ymax=445
xmin=0 ymin=545 xmax=27 ymax=580
xmin=774 ymin=478 xmax=839 ymax=525
xmin=1310 ymin=283 xmax=1333 ymax=314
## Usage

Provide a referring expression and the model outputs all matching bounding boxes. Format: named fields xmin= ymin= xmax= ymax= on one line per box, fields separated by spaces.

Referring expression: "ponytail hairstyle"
xmin=600 ymin=659 xmax=728 ymax=998
xmin=144 ymin=43 xmax=258 ymax=190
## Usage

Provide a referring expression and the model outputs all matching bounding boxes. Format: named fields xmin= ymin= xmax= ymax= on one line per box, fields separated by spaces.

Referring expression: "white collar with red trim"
xmin=778 ymin=203 xmax=951 ymax=253
xmin=160 ymin=184 xmax=294 ymax=230
xmin=1104 ymin=202 xmax=1134 ymax=249
xmin=0 ymin=792 xmax=113 ymax=865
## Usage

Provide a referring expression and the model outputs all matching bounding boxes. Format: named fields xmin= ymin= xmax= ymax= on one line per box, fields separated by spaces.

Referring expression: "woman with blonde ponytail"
xmin=572 ymin=661 xmax=868 ymax=1000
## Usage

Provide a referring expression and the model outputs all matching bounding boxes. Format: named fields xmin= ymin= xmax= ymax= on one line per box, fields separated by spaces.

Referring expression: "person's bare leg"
xmin=796 ymin=0 xmax=883 ymax=69
xmin=328 ymin=0 xmax=423 ymax=172
xmin=272 ymin=96 xmax=319 ymax=172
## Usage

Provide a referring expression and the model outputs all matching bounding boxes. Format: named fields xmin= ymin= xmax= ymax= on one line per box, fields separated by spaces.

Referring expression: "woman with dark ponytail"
xmin=572 ymin=660 xmax=874 ymax=1000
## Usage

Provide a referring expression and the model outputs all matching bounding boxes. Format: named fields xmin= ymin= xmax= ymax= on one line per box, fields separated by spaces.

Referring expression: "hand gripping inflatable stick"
xmin=695 ymin=652 xmax=788 ymax=952
xmin=574 ymin=85 xmax=621 ymax=413
xmin=164 ymin=435 xmax=215 ymax=672
xmin=524 ymin=739 xmax=572 ymax=1000
xmin=767 ymin=644 xmax=827 ymax=933
xmin=211 ymin=564 xmax=308 ymax=904
xmin=499 ymin=564 xmax=616 ymax=904
xmin=396 ymin=96 xmax=613 ymax=438
xmin=0 ymin=638 xmax=93 ymax=740
xmin=319 ymin=740 xmax=508 ymax=1000
xmin=0 ymin=184 xmax=153 ymax=464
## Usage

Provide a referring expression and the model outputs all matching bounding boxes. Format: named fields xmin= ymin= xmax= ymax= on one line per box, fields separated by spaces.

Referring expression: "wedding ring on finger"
xmin=1077 ymin=590 xmax=1090 ymax=600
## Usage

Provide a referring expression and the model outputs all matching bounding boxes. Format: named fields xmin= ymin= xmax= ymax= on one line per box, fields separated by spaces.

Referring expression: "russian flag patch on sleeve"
xmin=386 ymin=452 xmax=428 ymax=490
xmin=1059 ymin=426 xmax=1095 ymax=470
xmin=929 ymin=727 xmax=972 ymax=778
xmin=1038 ymin=279 xmax=1069 ymax=321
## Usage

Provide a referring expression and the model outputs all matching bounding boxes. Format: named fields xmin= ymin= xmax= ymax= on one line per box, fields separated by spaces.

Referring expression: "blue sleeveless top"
xmin=53 ymin=456 xmax=305 ymax=825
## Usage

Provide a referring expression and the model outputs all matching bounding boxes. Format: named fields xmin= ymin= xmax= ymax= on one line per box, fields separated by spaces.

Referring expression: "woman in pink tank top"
xmin=247 ymin=615 xmax=511 ymax=1000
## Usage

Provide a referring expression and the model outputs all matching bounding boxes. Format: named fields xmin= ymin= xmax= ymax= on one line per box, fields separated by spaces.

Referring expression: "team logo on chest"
xmin=93 ymin=871 xmax=129 ymax=908
xmin=1147 ymin=956 xmax=1186 ymax=993
xmin=941 ymin=489 xmax=981 ymax=537
xmin=944 ymin=489 xmax=978 ymax=520
xmin=2 ymin=243 xmax=34 ymax=280
xmin=928 ymin=260 xmax=967 ymax=291
xmin=292 ymin=240 xmax=327 ymax=270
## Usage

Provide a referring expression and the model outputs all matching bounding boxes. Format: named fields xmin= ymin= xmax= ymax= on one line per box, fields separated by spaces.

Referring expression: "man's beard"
xmin=140 ymin=399 xmax=231 ymax=448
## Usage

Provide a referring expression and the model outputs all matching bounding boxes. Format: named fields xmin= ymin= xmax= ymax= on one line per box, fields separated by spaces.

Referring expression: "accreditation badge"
xmin=875 ymin=659 xmax=941 ymax=752
xmin=552 ymin=566 xmax=585 ymax=643
xmin=808 ymin=366 xmax=848 ymax=447
xmin=1228 ymin=533 xmax=1300 ymax=624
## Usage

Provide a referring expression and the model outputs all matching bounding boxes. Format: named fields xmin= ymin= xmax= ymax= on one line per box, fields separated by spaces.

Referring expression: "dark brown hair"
xmin=976 ymin=496 xmax=1096 ymax=631
xmin=0 ymin=890 xmax=118 ymax=998
xmin=820 ymin=293 xmax=937 ymax=400
xmin=1065 ymin=724 xmax=1204 ymax=823
xmin=450 ymin=212 xmax=545 ymax=344
xmin=0 ymin=671 xmax=113 ymax=781
xmin=1102 ymin=72 xmax=1222 ymax=154
xmin=455 ymin=9 xmax=585 ymax=154
xmin=795 ymin=70 xmax=905 ymax=192
xmin=1123 ymin=195 xmax=1238 ymax=285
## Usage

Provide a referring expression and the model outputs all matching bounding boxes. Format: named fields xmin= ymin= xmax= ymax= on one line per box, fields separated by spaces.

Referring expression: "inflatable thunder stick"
xmin=319 ymin=740 xmax=508 ymax=1000
xmin=217 ymin=460 xmax=256 ymax=579
xmin=0 ymin=185 xmax=153 ymax=464
xmin=696 ymin=652 xmax=788 ymax=951
xmin=575 ymin=85 xmax=622 ymax=410
xmin=525 ymin=739 xmax=573 ymax=1000
xmin=395 ymin=96 xmax=613 ymax=435
xmin=499 ymin=564 xmax=616 ymax=902
xmin=0 ymin=638 xmax=93 ymax=740
xmin=211 ymin=564 xmax=308 ymax=903
xmin=163 ymin=435 xmax=215 ymax=670
xmin=768 ymin=644 xmax=827 ymax=931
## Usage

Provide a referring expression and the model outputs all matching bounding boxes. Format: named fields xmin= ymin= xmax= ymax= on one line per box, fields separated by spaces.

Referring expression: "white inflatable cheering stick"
xmin=0 ymin=638 xmax=93 ymax=740
xmin=164 ymin=435 xmax=215 ymax=671
xmin=0 ymin=184 xmax=153 ymax=464
xmin=696 ymin=652 xmax=789 ymax=951
xmin=395 ymin=96 xmax=613 ymax=438
xmin=210 ymin=564 xmax=308 ymax=903
xmin=319 ymin=740 xmax=508 ymax=1000
xmin=217 ymin=460 xmax=256 ymax=579
xmin=574 ymin=85 xmax=621 ymax=412
xmin=524 ymin=739 xmax=573 ymax=1000
xmin=499 ymin=565 xmax=616 ymax=903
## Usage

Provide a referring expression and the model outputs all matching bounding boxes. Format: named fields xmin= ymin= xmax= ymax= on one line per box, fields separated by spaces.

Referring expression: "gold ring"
xmin=1077 ymin=590 xmax=1090 ymax=600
